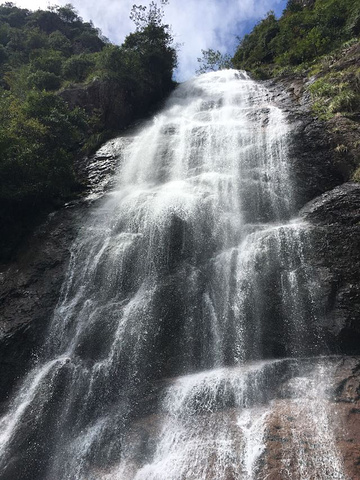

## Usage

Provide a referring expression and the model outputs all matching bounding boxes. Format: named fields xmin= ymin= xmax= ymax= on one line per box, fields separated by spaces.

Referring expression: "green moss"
xmin=352 ymin=166 xmax=360 ymax=182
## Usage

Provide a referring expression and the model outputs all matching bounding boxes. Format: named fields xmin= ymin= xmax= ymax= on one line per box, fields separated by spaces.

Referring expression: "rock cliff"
xmin=0 ymin=145 xmax=120 ymax=407
xmin=0 ymin=70 xmax=359 ymax=476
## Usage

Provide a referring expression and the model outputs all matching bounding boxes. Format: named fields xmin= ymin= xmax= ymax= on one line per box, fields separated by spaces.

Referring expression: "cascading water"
xmin=0 ymin=70 xmax=348 ymax=479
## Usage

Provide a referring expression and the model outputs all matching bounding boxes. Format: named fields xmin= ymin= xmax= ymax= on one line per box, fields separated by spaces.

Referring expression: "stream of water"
xmin=0 ymin=70 xmax=347 ymax=479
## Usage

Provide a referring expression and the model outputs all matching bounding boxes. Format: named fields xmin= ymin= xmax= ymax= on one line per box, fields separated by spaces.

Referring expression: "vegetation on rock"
xmin=232 ymin=0 xmax=360 ymax=183
xmin=0 ymin=1 xmax=177 ymax=259
xmin=232 ymin=0 xmax=360 ymax=79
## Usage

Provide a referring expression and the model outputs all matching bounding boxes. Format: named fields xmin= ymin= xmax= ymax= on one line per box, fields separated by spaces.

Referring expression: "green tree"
xmin=0 ymin=44 xmax=8 ymax=64
xmin=48 ymin=30 xmax=71 ymax=54
xmin=0 ymin=1 xmax=178 ymax=258
xmin=63 ymin=53 xmax=95 ymax=82
xmin=56 ymin=4 xmax=80 ymax=24
xmin=130 ymin=0 xmax=169 ymax=31
xmin=28 ymin=10 xmax=63 ymax=34
xmin=123 ymin=0 xmax=177 ymax=97
xmin=27 ymin=70 xmax=62 ymax=90
xmin=233 ymin=0 xmax=359 ymax=76
xmin=25 ymin=27 xmax=48 ymax=50
xmin=196 ymin=49 xmax=232 ymax=74
xmin=30 ymin=49 xmax=63 ymax=75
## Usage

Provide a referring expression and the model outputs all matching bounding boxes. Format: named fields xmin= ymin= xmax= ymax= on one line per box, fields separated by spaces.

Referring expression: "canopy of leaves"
xmin=0 ymin=4 xmax=103 ymax=218
xmin=0 ymin=2 xmax=177 ymax=259
xmin=196 ymin=49 xmax=233 ymax=74
xmin=232 ymin=0 xmax=360 ymax=78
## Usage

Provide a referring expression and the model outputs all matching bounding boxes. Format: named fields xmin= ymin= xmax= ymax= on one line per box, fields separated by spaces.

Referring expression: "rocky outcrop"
xmin=0 ymin=142 xmax=122 ymax=408
xmin=266 ymin=41 xmax=360 ymax=208
xmin=263 ymin=65 xmax=360 ymax=358
xmin=86 ymin=357 xmax=360 ymax=479
xmin=301 ymin=183 xmax=360 ymax=353
xmin=0 ymin=207 xmax=79 ymax=407
xmin=266 ymin=78 xmax=354 ymax=210
xmin=287 ymin=116 xmax=346 ymax=209
xmin=263 ymin=356 xmax=360 ymax=480
xmin=59 ymin=77 xmax=173 ymax=134
xmin=1 ymin=78 xmax=359 ymax=401
xmin=59 ymin=79 xmax=134 ymax=132
xmin=0 ymin=68 xmax=359 ymax=478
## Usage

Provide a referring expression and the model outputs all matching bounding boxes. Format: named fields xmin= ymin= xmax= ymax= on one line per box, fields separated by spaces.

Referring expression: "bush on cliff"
xmin=0 ymin=2 xmax=177 ymax=259
xmin=232 ymin=0 xmax=360 ymax=78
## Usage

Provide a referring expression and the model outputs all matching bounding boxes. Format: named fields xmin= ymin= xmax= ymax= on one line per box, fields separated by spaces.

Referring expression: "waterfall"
xmin=0 ymin=70 xmax=347 ymax=479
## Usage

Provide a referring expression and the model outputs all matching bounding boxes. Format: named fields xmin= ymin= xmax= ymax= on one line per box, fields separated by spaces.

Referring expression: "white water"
xmin=0 ymin=70 xmax=347 ymax=479
xmin=112 ymin=361 xmax=281 ymax=480
xmin=278 ymin=360 xmax=348 ymax=480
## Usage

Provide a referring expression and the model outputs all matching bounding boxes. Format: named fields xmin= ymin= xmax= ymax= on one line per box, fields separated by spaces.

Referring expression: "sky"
xmin=14 ymin=0 xmax=288 ymax=81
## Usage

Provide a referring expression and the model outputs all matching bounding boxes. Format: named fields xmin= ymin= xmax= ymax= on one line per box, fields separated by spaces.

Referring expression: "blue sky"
xmin=15 ymin=0 xmax=288 ymax=80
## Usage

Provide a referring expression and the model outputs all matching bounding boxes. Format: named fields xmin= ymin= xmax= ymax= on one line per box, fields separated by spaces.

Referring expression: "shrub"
xmin=62 ymin=54 xmax=95 ymax=82
xmin=352 ymin=166 xmax=360 ymax=182
xmin=329 ymin=90 xmax=360 ymax=113
xmin=30 ymin=50 xmax=63 ymax=75
xmin=233 ymin=0 xmax=358 ymax=76
xmin=28 ymin=70 xmax=62 ymax=90
xmin=48 ymin=30 xmax=71 ymax=54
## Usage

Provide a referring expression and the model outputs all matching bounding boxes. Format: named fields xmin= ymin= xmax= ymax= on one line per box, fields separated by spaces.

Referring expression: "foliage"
xmin=196 ymin=49 xmax=232 ymax=74
xmin=125 ymin=0 xmax=177 ymax=90
xmin=0 ymin=86 xmax=89 ymax=261
xmin=0 ymin=1 xmax=178 ymax=258
xmin=62 ymin=53 xmax=95 ymax=82
xmin=232 ymin=0 xmax=360 ymax=78
xmin=234 ymin=12 xmax=279 ymax=70
xmin=28 ymin=70 xmax=62 ymax=90
xmin=30 ymin=49 xmax=63 ymax=75
xmin=87 ymin=0 xmax=177 ymax=107
xmin=308 ymin=66 xmax=360 ymax=119
xmin=48 ymin=30 xmax=71 ymax=54
xmin=130 ymin=0 xmax=169 ymax=31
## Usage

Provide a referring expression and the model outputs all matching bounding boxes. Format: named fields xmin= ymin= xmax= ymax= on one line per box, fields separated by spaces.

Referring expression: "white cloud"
xmin=14 ymin=0 xmax=286 ymax=81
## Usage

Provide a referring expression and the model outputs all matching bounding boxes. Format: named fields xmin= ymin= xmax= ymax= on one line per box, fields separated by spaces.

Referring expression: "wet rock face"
xmin=0 ymin=136 xmax=130 ymax=408
xmin=300 ymin=182 xmax=360 ymax=225
xmin=300 ymin=183 xmax=360 ymax=353
xmin=0 ymin=72 xmax=359 ymax=479
xmin=59 ymin=78 xmax=172 ymax=133
xmin=264 ymin=78 xmax=360 ymax=356
xmin=0 ymin=133 xmax=131 ymax=407
xmin=262 ymin=357 xmax=360 ymax=480
xmin=287 ymin=118 xmax=346 ymax=209
xmin=0 ymin=207 xmax=81 ymax=407
xmin=266 ymin=78 xmax=347 ymax=210
xmin=86 ymin=357 xmax=360 ymax=479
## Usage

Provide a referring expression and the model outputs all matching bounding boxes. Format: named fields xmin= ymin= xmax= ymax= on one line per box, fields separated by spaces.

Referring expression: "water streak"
xmin=0 ymin=70 xmax=346 ymax=479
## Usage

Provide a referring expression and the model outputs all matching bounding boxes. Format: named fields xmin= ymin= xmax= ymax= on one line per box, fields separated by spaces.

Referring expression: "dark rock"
xmin=59 ymin=79 xmax=134 ymax=132
xmin=300 ymin=182 xmax=360 ymax=224
xmin=287 ymin=118 xmax=345 ymax=209
xmin=0 ymin=139 xmax=125 ymax=406
xmin=300 ymin=183 xmax=360 ymax=353
xmin=262 ymin=75 xmax=360 ymax=355
xmin=265 ymin=78 xmax=348 ymax=210
xmin=59 ymin=77 xmax=174 ymax=134
xmin=0 ymin=68 xmax=360 ymax=478
xmin=0 ymin=207 xmax=81 ymax=407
